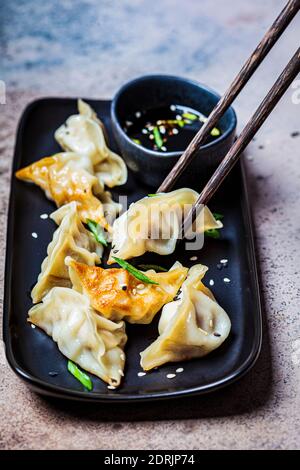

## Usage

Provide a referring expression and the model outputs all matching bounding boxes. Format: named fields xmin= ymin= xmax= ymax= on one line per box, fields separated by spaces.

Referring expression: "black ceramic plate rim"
xmin=111 ymin=74 xmax=237 ymax=158
xmin=3 ymin=97 xmax=262 ymax=402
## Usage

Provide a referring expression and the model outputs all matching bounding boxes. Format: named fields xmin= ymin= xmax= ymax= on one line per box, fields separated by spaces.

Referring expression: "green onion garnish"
xmin=211 ymin=127 xmax=221 ymax=137
xmin=138 ymin=264 xmax=168 ymax=272
xmin=86 ymin=219 xmax=108 ymax=246
xmin=153 ymin=126 xmax=163 ymax=148
xmin=132 ymin=138 xmax=142 ymax=145
xmin=148 ymin=193 xmax=158 ymax=197
xmin=67 ymin=360 xmax=93 ymax=391
xmin=213 ymin=212 xmax=224 ymax=221
xmin=182 ymin=112 xmax=198 ymax=121
xmin=112 ymin=257 xmax=159 ymax=285
xmin=205 ymin=228 xmax=221 ymax=239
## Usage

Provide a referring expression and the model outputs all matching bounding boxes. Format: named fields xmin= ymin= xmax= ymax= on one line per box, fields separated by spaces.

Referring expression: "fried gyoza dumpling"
xmin=66 ymin=258 xmax=188 ymax=324
xmin=55 ymin=99 xmax=127 ymax=188
xmin=28 ymin=287 xmax=127 ymax=387
xmin=107 ymin=188 xmax=222 ymax=263
xmin=31 ymin=202 xmax=102 ymax=303
xmin=140 ymin=264 xmax=231 ymax=370
xmin=15 ymin=152 xmax=119 ymax=231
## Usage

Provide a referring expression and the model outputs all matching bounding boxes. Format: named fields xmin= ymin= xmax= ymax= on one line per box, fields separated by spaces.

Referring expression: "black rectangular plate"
xmin=3 ymin=98 xmax=262 ymax=402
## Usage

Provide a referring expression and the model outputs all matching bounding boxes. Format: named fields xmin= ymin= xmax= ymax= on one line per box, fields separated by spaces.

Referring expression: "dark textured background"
xmin=0 ymin=0 xmax=299 ymax=450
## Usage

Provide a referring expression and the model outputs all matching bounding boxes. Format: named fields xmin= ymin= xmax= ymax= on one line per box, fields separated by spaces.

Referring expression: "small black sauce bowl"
xmin=111 ymin=75 xmax=237 ymax=188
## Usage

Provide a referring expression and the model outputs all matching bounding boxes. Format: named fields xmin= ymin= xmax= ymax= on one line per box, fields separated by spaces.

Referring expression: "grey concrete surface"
xmin=0 ymin=0 xmax=299 ymax=450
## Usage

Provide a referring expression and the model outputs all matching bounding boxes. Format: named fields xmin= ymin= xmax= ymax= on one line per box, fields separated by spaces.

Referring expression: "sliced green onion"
xmin=153 ymin=127 xmax=163 ymax=148
xmin=67 ymin=360 xmax=93 ymax=391
xmin=148 ymin=193 xmax=158 ymax=197
xmin=112 ymin=257 xmax=159 ymax=285
xmin=205 ymin=228 xmax=221 ymax=239
xmin=177 ymin=120 xmax=185 ymax=128
xmin=182 ymin=112 xmax=198 ymax=121
xmin=132 ymin=138 xmax=142 ymax=145
xmin=86 ymin=219 xmax=108 ymax=246
xmin=138 ymin=264 xmax=168 ymax=272
xmin=213 ymin=212 xmax=224 ymax=221
xmin=211 ymin=127 xmax=221 ymax=137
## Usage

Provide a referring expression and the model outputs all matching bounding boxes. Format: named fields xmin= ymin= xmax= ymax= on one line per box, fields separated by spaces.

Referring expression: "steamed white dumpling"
xmin=31 ymin=202 xmax=102 ymax=303
xmin=108 ymin=188 xmax=222 ymax=263
xmin=28 ymin=287 xmax=127 ymax=387
xmin=55 ymin=99 xmax=127 ymax=188
xmin=140 ymin=264 xmax=231 ymax=370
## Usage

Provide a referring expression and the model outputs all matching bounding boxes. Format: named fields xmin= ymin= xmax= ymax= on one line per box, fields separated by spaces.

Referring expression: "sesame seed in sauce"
xmin=135 ymin=111 xmax=141 ymax=118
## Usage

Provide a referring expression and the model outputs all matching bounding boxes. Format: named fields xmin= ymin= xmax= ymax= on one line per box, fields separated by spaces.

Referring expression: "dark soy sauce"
xmin=124 ymin=104 xmax=222 ymax=153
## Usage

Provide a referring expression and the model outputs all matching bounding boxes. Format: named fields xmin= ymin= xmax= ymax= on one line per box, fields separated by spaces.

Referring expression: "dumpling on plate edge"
xmin=31 ymin=202 xmax=102 ymax=304
xmin=28 ymin=287 xmax=127 ymax=387
xmin=15 ymin=152 xmax=120 ymax=232
xmin=66 ymin=258 xmax=188 ymax=324
xmin=55 ymin=99 xmax=127 ymax=189
xmin=140 ymin=264 xmax=231 ymax=371
xmin=107 ymin=188 xmax=222 ymax=263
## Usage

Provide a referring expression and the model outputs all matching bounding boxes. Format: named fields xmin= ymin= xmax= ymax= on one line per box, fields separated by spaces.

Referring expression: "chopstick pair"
xmin=156 ymin=0 xmax=300 ymax=237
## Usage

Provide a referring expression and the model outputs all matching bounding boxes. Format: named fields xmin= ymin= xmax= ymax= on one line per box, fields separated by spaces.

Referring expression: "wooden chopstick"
xmin=157 ymin=0 xmax=300 ymax=193
xmin=181 ymin=48 xmax=300 ymax=237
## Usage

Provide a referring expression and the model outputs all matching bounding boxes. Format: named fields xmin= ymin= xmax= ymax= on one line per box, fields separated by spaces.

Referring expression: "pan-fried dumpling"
xmin=28 ymin=287 xmax=127 ymax=387
xmin=108 ymin=188 xmax=222 ymax=263
xmin=31 ymin=202 xmax=102 ymax=303
xmin=55 ymin=99 xmax=127 ymax=188
xmin=140 ymin=264 xmax=231 ymax=370
xmin=15 ymin=152 xmax=118 ymax=231
xmin=66 ymin=258 xmax=188 ymax=324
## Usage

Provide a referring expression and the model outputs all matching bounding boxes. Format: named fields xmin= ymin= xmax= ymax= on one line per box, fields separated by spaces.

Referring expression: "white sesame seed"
xmin=107 ymin=385 xmax=116 ymax=390
xmin=170 ymin=105 xmax=176 ymax=111
xmin=138 ymin=372 xmax=146 ymax=377
xmin=223 ymin=277 xmax=231 ymax=283
xmin=166 ymin=373 xmax=176 ymax=379
xmin=132 ymin=288 xmax=137 ymax=295
xmin=40 ymin=213 xmax=48 ymax=219
xmin=149 ymin=134 xmax=154 ymax=140
xmin=31 ymin=232 xmax=38 ymax=238
xmin=161 ymin=146 xmax=167 ymax=152
xmin=31 ymin=324 xmax=36 ymax=329
xmin=176 ymin=368 xmax=184 ymax=373
xmin=209 ymin=279 xmax=214 ymax=286
xmin=142 ymin=128 xmax=148 ymax=134
xmin=125 ymin=120 xmax=132 ymax=127
xmin=220 ymin=259 xmax=228 ymax=264
xmin=190 ymin=256 xmax=198 ymax=261
xmin=159 ymin=126 xmax=166 ymax=134
xmin=118 ymin=369 xmax=124 ymax=377
xmin=135 ymin=111 xmax=141 ymax=118
xmin=176 ymin=115 xmax=182 ymax=120
xmin=172 ymin=128 xmax=179 ymax=134
xmin=136 ymin=283 xmax=145 ymax=290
